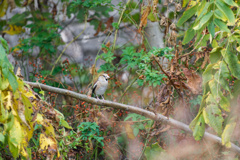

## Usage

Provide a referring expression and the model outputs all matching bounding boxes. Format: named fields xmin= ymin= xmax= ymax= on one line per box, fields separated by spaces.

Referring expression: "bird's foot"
xmin=101 ymin=95 xmax=105 ymax=101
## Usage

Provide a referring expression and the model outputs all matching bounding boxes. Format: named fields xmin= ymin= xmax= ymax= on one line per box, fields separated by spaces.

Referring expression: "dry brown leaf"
xmin=94 ymin=21 xmax=102 ymax=36
xmin=168 ymin=30 xmax=177 ymax=46
xmin=9 ymin=0 xmax=16 ymax=11
xmin=16 ymin=67 xmax=24 ymax=80
xmin=163 ymin=0 xmax=169 ymax=6
xmin=170 ymin=23 xmax=176 ymax=30
xmin=160 ymin=16 xmax=167 ymax=26
xmin=182 ymin=68 xmax=202 ymax=94
xmin=153 ymin=0 xmax=158 ymax=14
xmin=89 ymin=63 xmax=97 ymax=75
xmin=138 ymin=6 xmax=151 ymax=32
xmin=104 ymin=16 xmax=113 ymax=33
xmin=201 ymin=53 xmax=210 ymax=69
xmin=175 ymin=3 xmax=182 ymax=12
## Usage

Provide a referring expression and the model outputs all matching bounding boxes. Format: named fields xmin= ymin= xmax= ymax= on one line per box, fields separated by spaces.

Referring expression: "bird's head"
xmin=100 ymin=73 xmax=110 ymax=81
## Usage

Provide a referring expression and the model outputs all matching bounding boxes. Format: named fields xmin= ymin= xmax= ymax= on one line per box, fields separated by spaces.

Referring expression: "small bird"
xmin=91 ymin=73 xmax=110 ymax=100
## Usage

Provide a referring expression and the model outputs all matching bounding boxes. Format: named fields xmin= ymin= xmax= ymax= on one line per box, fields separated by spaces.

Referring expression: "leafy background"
xmin=0 ymin=0 xmax=240 ymax=159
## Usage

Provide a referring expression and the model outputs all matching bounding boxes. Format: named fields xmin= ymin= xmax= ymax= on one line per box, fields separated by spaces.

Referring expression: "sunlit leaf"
xmin=203 ymin=104 xmax=223 ymax=135
xmin=177 ymin=4 xmax=198 ymax=27
xmin=221 ymin=48 xmax=240 ymax=79
xmin=222 ymin=121 xmax=236 ymax=148
xmin=193 ymin=12 xmax=213 ymax=30
xmin=193 ymin=114 xmax=205 ymax=140
xmin=216 ymin=0 xmax=235 ymax=25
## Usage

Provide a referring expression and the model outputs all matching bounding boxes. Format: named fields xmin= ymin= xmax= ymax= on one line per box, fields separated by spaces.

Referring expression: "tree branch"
xmin=24 ymin=81 xmax=240 ymax=155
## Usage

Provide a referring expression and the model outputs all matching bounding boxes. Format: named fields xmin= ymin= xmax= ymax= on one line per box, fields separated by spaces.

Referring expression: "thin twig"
xmin=112 ymin=0 xmax=131 ymax=52
xmin=152 ymin=55 xmax=182 ymax=97
xmin=178 ymin=30 xmax=206 ymax=60
xmin=119 ymin=77 xmax=138 ymax=102
xmin=24 ymin=81 xmax=240 ymax=155
xmin=50 ymin=14 xmax=87 ymax=75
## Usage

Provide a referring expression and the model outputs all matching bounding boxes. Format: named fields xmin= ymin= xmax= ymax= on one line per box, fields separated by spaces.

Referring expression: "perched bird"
xmin=90 ymin=73 xmax=110 ymax=100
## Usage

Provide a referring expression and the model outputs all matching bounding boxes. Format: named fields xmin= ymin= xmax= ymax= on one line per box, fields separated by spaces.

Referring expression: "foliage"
xmin=0 ymin=37 xmax=60 ymax=159
xmin=97 ymin=46 xmax=174 ymax=87
xmin=1 ymin=0 xmax=240 ymax=159
xmin=178 ymin=0 xmax=240 ymax=147
xmin=124 ymin=113 xmax=153 ymax=136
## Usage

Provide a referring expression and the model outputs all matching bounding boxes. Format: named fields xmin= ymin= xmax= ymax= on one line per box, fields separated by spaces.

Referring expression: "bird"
xmin=90 ymin=73 xmax=110 ymax=100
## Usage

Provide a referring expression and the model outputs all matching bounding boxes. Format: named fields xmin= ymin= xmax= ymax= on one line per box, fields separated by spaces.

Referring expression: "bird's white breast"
xmin=95 ymin=80 xmax=108 ymax=95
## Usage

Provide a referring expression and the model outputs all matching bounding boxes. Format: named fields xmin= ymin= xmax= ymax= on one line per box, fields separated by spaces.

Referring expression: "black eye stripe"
xmin=102 ymin=75 xmax=108 ymax=79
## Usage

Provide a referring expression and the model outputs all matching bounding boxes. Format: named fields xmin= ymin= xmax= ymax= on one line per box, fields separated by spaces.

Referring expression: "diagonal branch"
xmin=24 ymin=81 xmax=240 ymax=155
xmin=152 ymin=55 xmax=182 ymax=97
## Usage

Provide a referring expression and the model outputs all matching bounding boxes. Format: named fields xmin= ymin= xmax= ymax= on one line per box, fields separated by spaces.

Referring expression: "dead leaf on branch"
xmin=201 ymin=53 xmax=210 ymax=69
xmin=138 ymin=6 xmax=151 ymax=32
xmin=182 ymin=68 xmax=202 ymax=94
xmin=160 ymin=16 xmax=168 ymax=26
xmin=153 ymin=84 xmax=173 ymax=117
xmin=94 ymin=21 xmax=103 ymax=36
xmin=104 ymin=16 xmax=113 ymax=33
xmin=153 ymin=0 xmax=158 ymax=14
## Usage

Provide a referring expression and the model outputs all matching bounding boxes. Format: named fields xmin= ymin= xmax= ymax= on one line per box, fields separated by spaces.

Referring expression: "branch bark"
xmin=24 ymin=81 xmax=240 ymax=155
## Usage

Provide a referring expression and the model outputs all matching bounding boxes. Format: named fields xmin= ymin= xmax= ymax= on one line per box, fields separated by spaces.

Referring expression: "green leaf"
xmin=144 ymin=142 xmax=164 ymax=160
xmin=203 ymin=104 xmax=223 ymax=135
xmin=8 ymin=11 xmax=30 ymax=25
xmin=216 ymin=0 xmax=235 ymax=25
xmin=182 ymin=25 xmax=196 ymax=44
xmin=213 ymin=18 xmax=230 ymax=33
xmin=133 ymin=127 xmax=139 ymax=137
xmin=0 ymin=76 xmax=9 ymax=90
xmin=214 ymin=9 xmax=228 ymax=22
xmin=222 ymin=121 xmax=236 ymax=148
xmin=193 ymin=11 xmax=213 ymax=30
xmin=209 ymin=79 xmax=219 ymax=99
xmin=207 ymin=21 xmax=215 ymax=38
xmin=9 ymin=141 xmax=19 ymax=158
xmin=202 ymin=64 xmax=215 ymax=85
xmin=177 ymin=4 xmax=198 ymax=27
xmin=223 ymin=0 xmax=238 ymax=7
xmin=193 ymin=114 xmax=205 ymax=141
xmin=219 ymin=94 xmax=230 ymax=112
xmin=0 ymin=37 xmax=9 ymax=54
xmin=182 ymin=0 xmax=189 ymax=7
xmin=196 ymin=0 xmax=210 ymax=20
xmin=8 ymin=71 xmax=18 ymax=92
xmin=221 ymin=48 xmax=240 ymax=79
xmin=0 ymin=132 xmax=5 ymax=143
xmin=233 ymin=80 xmax=240 ymax=98
xmin=209 ymin=47 xmax=222 ymax=63
xmin=60 ymin=119 xmax=73 ymax=129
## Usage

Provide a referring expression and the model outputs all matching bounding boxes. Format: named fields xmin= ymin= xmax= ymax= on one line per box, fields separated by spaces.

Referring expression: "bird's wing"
xmin=92 ymin=81 xmax=98 ymax=94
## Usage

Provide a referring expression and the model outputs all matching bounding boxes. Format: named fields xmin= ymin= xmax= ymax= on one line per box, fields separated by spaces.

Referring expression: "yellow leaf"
xmin=0 ymin=0 xmax=8 ymax=17
xmin=237 ymin=46 xmax=240 ymax=52
xmin=20 ymin=145 xmax=28 ymax=158
xmin=43 ymin=120 xmax=56 ymax=137
xmin=222 ymin=122 xmax=236 ymax=148
xmin=36 ymin=113 xmax=44 ymax=124
xmin=4 ymin=91 xmax=12 ymax=110
xmin=124 ymin=123 xmax=135 ymax=139
xmin=9 ymin=117 xmax=24 ymax=147
xmin=0 ymin=76 xmax=9 ymax=90
xmin=39 ymin=134 xmax=59 ymax=157
xmin=3 ymin=25 xmax=25 ymax=35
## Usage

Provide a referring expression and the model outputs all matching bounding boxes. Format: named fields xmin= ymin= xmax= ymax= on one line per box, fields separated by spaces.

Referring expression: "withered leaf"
xmin=138 ymin=6 xmax=151 ymax=32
